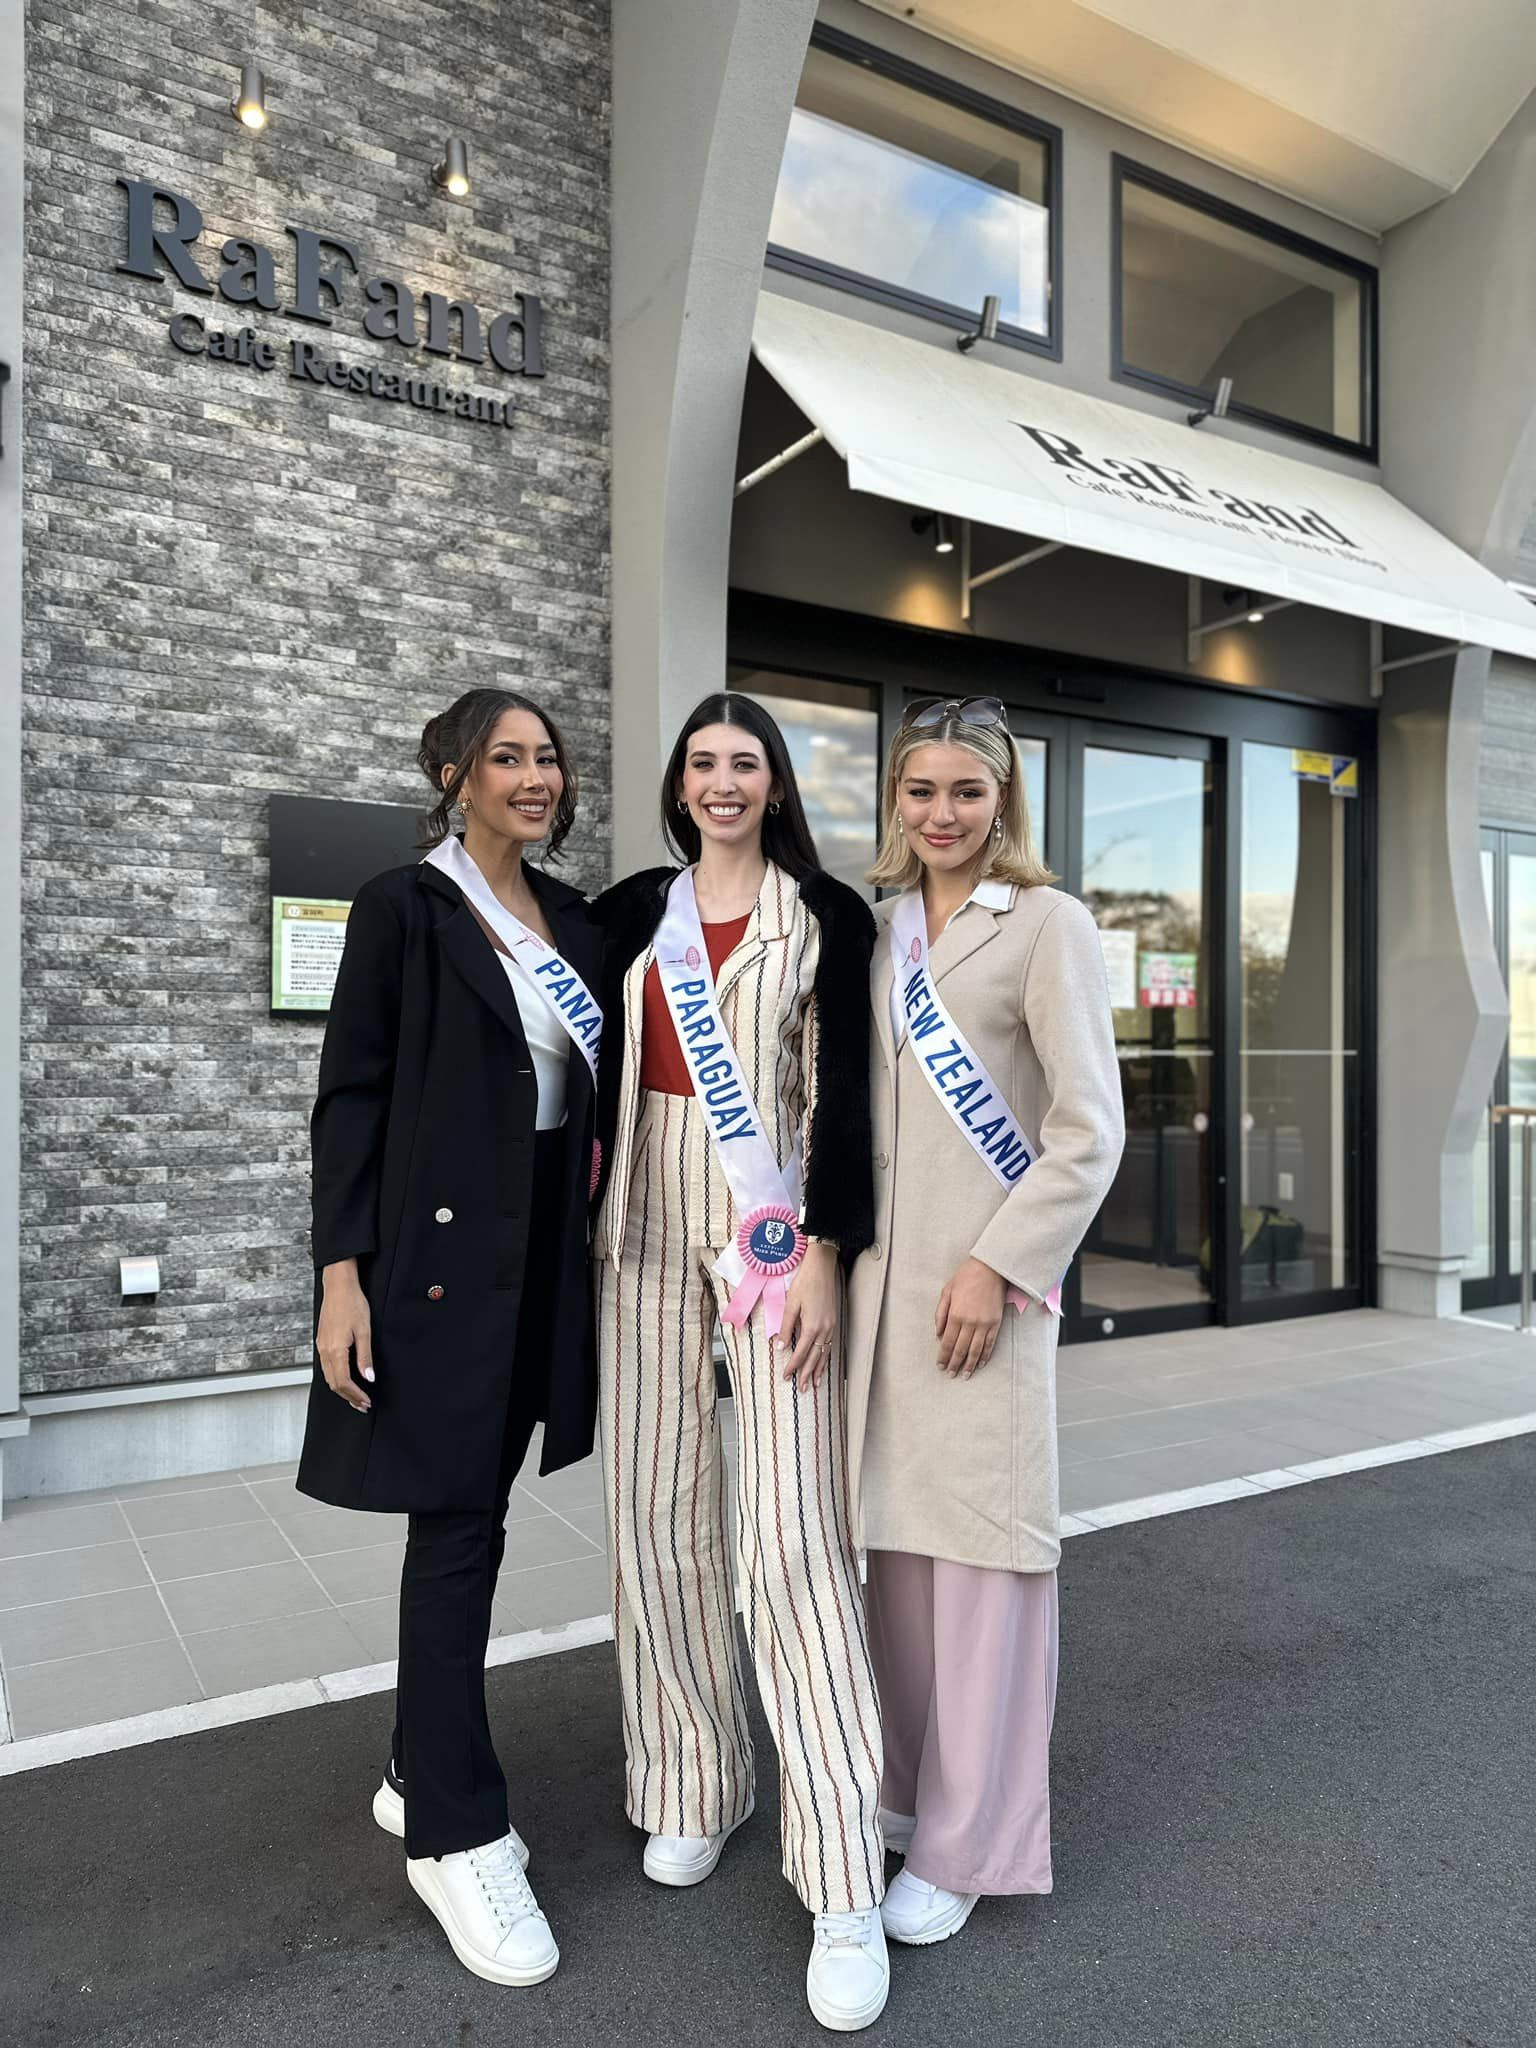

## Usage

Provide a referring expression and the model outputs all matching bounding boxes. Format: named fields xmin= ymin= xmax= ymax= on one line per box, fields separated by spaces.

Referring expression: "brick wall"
xmin=1482 ymin=656 xmax=1536 ymax=831
xmin=21 ymin=0 xmax=610 ymax=1394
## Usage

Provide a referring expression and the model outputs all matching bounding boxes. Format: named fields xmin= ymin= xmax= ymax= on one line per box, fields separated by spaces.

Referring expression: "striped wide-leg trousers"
xmin=595 ymin=1092 xmax=885 ymax=1915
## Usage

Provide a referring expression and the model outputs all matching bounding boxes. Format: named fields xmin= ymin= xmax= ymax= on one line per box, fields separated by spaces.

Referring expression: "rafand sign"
xmin=116 ymin=177 xmax=543 ymax=430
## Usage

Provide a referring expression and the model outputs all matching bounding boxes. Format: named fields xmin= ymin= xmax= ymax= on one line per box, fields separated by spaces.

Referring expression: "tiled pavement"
xmin=0 ymin=1452 xmax=609 ymax=1743
xmin=1 ymin=1309 xmax=1531 ymax=1746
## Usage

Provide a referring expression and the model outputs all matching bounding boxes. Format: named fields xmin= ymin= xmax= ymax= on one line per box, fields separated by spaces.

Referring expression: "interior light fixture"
xmin=435 ymin=138 xmax=471 ymax=198
xmin=1246 ymin=606 xmax=1266 ymax=625
xmin=231 ymin=62 xmax=268 ymax=130
xmin=910 ymin=511 xmax=956 ymax=554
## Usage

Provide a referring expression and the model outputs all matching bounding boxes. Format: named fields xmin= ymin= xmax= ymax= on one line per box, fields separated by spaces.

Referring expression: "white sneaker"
xmin=878 ymin=1807 xmax=916 ymax=1855
xmin=806 ymin=1908 xmax=889 ymax=2032
xmin=372 ymin=1767 xmax=530 ymax=1870
xmin=406 ymin=1834 xmax=559 ymax=1986
xmin=880 ymin=1866 xmax=979 ymax=1946
xmin=642 ymin=1802 xmax=753 ymax=1887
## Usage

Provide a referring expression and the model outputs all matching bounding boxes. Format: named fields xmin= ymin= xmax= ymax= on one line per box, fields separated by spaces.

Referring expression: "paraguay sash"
xmin=425 ymin=836 xmax=602 ymax=1080
xmin=654 ymin=867 xmax=806 ymax=1336
xmin=890 ymin=887 xmax=1060 ymax=1315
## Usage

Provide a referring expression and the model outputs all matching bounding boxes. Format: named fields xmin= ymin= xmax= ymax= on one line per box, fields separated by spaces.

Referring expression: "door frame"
xmin=727 ymin=591 xmax=1379 ymax=1339
xmin=1463 ymin=823 xmax=1536 ymax=1311
xmin=1061 ymin=719 xmax=1219 ymax=1342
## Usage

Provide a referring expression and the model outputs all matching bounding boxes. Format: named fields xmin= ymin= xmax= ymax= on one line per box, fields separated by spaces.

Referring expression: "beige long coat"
xmin=845 ymin=882 xmax=1125 ymax=1573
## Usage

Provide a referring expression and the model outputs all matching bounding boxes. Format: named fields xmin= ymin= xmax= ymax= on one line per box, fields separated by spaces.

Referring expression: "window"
xmin=727 ymin=668 xmax=881 ymax=898
xmin=767 ymin=29 xmax=1060 ymax=355
xmin=1114 ymin=159 xmax=1377 ymax=456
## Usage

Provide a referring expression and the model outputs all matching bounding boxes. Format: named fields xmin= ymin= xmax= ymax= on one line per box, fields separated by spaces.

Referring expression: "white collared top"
xmin=497 ymin=954 xmax=568 ymax=1130
xmin=890 ymin=875 xmax=1013 ymax=1046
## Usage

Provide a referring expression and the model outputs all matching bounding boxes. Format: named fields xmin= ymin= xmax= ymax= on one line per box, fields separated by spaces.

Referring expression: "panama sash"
xmin=425 ymin=836 xmax=602 ymax=1079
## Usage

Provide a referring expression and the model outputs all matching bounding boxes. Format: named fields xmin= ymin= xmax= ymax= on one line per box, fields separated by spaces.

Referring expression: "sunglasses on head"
xmin=900 ymin=695 xmax=1008 ymax=732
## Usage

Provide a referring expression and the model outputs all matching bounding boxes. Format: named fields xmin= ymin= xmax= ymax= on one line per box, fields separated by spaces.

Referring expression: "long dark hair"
xmin=417 ymin=687 xmax=578 ymax=861
xmin=660 ymin=693 xmax=820 ymax=880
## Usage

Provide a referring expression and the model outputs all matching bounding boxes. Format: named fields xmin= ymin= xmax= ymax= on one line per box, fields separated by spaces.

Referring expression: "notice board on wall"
xmin=268 ymin=794 xmax=423 ymax=1016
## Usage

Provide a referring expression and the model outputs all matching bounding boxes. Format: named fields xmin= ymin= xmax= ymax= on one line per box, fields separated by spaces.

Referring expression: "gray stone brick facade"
xmin=21 ymin=0 xmax=610 ymax=1395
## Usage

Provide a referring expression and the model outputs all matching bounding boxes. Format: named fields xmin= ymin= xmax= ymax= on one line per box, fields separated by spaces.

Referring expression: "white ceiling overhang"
xmin=858 ymin=0 xmax=1536 ymax=231
xmin=750 ymin=294 xmax=1536 ymax=662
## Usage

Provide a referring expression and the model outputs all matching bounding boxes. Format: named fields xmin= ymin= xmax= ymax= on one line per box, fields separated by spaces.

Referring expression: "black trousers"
xmin=392 ymin=1130 xmax=564 ymax=1859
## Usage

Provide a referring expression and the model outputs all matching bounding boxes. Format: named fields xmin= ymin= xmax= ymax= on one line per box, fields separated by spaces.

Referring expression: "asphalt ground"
xmin=3 ymin=1438 xmax=1532 ymax=2048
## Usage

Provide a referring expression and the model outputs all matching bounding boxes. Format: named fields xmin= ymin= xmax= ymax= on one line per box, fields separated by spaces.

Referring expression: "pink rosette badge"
xmin=720 ymin=1204 xmax=807 ymax=1339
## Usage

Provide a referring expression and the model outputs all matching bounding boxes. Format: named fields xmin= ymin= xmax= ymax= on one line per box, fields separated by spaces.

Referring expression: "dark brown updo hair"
xmin=418 ymin=687 xmax=578 ymax=861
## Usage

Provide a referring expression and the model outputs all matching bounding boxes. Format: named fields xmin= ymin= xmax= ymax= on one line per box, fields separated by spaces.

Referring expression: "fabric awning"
xmin=750 ymin=293 xmax=1536 ymax=663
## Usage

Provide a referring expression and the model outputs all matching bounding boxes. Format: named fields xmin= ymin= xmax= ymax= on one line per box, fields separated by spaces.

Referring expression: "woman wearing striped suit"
xmin=590 ymin=693 xmax=889 ymax=2032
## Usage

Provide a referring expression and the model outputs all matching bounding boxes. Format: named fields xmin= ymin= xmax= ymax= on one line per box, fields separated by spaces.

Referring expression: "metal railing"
xmin=1491 ymin=1105 xmax=1536 ymax=1333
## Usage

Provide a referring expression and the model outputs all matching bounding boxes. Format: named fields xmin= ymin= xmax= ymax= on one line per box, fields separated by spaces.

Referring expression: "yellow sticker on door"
xmin=1291 ymin=750 xmax=1358 ymax=797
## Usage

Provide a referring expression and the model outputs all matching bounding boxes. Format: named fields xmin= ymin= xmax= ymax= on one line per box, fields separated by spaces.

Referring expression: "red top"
xmin=639 ymin=913 xmax=751 ymax=1096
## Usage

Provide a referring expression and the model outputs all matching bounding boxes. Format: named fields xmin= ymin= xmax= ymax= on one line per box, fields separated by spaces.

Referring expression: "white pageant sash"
xmin=889 ymin=888 xmax=1059 ymax=1315
xmin=425 ymin=837 xmax=602 ymax=1079
xmin=654 ymin=868 xmax=806 ymax=1333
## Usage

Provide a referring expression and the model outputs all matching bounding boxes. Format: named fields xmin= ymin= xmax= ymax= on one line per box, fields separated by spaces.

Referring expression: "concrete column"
xmin=609 ymin=0 xmax=817 ymax=874
xmin=1375 ymin=653 xmax=1508 ymax=1316
xmin=0 ymin=0 xmax=26 ymax=1504
xmin=1376 ymin=89 xmax=1536 ymax=1311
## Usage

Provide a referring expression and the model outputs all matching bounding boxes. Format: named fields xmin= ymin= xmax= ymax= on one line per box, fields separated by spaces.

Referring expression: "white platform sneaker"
xmin=880 ymin=1867 xmax=979 ymax=1946
xmin=878 ymin=1807 xmax=916 ymax=1856
xmin=806 ymin=1908 xmax=890 ymax=2032
xmin=406 ymin=1834 xmax=559 ymax=1986
xmin=642 ymin=1802 xmax=753 ymax=1887
xmin=371 ymin=1766 xmax=531 ymax=1871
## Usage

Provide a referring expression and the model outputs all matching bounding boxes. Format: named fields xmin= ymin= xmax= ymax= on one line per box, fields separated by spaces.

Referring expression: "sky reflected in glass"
xmin=771 ymin=108 xmax=1049 ymax=334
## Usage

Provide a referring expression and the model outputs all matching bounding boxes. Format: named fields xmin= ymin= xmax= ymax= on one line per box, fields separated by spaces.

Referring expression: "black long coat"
xmin=295 ymin=855 xmax=599 ymax=1514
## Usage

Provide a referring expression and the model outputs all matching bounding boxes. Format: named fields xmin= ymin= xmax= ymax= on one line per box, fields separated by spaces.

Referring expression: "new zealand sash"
xmin=425 ymin=836 xmax=602 ymax=1081
xmin=654 ymin=867 xmax=806 ymax=1336
xmin=890 ymin=887 xmax=1060 ymax=1315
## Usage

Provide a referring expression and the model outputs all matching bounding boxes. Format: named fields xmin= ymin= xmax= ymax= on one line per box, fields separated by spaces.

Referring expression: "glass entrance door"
xmin=1067 ymin=727 xmax=1215 ymax=1337
xmin=1464 ymin=829 xmax=1536 ymax=1311
xmin=1238 ymin=743 xmax=1361 ymax=1306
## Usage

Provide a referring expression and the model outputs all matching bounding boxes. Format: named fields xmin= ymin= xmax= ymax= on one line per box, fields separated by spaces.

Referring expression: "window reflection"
xmin=1467 ymin=847 xmax=1496 ymax=1283
xmin=1240 ymin=743 xmax=1358 ymax=1298
xmin=1119 ymin=168 xmax=1368 ymax=446
xmin=770 ymin=45 xmax=1052 ymax=337
xmin=1507 ymin=853 xmax=1536 ymax=1271
xmin=1080 ymin=746 xmax=1212 ymax=1316
xmin=727 ymin=669 xmax=880 ymax=898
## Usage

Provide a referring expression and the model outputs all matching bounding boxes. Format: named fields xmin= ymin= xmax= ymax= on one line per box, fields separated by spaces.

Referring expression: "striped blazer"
xmin=589 ymin=862 xmax=876 ymax=1263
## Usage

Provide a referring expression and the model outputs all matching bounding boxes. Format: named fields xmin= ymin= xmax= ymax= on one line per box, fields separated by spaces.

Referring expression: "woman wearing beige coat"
xmin=846 ymin=697 xmax=1124 ymax=1949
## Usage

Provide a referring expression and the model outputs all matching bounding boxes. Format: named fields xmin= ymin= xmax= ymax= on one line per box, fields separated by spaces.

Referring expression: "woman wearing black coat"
xmin=296 ymin=687 xmax=601 ymax=1991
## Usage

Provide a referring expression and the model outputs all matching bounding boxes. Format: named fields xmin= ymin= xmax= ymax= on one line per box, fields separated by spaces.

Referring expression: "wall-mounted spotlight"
xmin=231 ymin=62 xmax=268 ymax=131
xmin=956 ymin=293 xmax=1001 ymax=355
xmin=435 ymin=139 xmax=471 ymax=199
xmin=1188 ymin=375 xmax=1233 ymax=429
xmin=910 ymin=512 xmax=955 ymax=555
xmin=1246 ymin=605 xmax=1266 ymax=625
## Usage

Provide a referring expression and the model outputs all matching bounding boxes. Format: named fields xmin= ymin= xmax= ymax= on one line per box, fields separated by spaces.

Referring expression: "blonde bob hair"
xmin=867 ymin=711 xmax=1056 ymax=892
